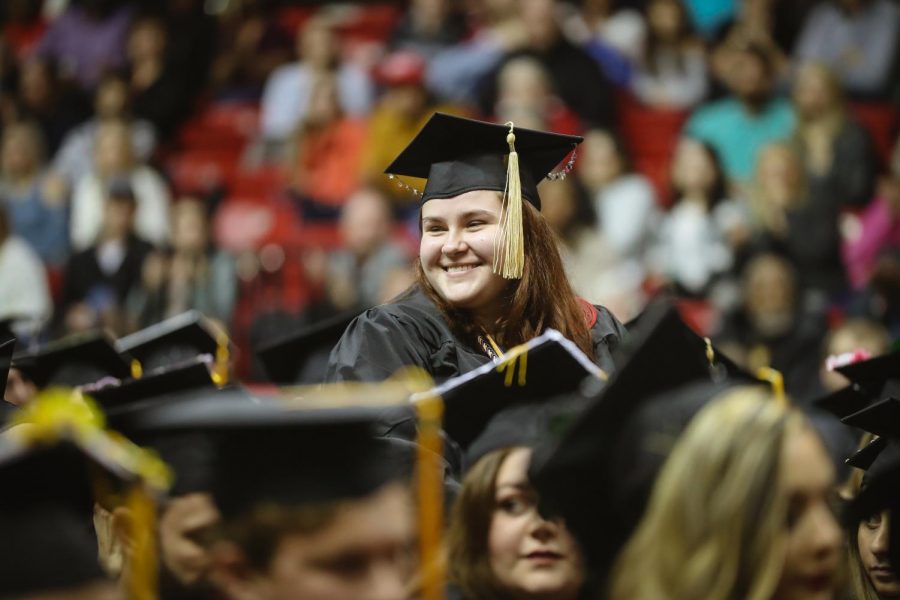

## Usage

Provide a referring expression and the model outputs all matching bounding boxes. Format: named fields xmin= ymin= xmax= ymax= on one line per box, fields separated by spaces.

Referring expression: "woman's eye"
xmin=497 ymin=494 xmax=534 ymax=516
xmin=467 ymin=221 xmax=484 ymax=228
xmin=864 ymin=512 xmax=883 ymax=529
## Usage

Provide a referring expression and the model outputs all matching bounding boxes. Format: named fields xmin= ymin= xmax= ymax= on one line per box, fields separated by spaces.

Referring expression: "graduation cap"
xmin=13 ymin=332 xmax=133 ymax=389
xmin=117 ymin=391 xmax=408 ymax=520
xmin=419 ymin=329 xmax=602 ymax=470
xmin=846 ymin=436 xmax=888 ymax=471
xmin=89 ymin=355 xmax=216 ymax=414
xmin=117 ymin=311 xmax=229 ymax=378
xmin=527 ymin=302 xmax=764 ymax=576
xmin=835 ymin=347 xmax=900 ymax=385
xmin=255 ymin=310 xmax=358 ymax=384
xmin=0 ymin=506 xmax=112 ymax=597
xmin=386 ymin=112 xmax=581 ymax=278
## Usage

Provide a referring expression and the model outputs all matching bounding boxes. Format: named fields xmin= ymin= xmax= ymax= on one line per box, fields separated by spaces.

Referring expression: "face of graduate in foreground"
xmin=488 ymin=448 xmax=584 ymax=600
xmin=771 ymin=428 xmax=842 ymax=600
xmin=420 ymin=190 xmax=509 ymax=324
xmin=215 ymin=483 xmax=414 ymax=600
xmin=858 ymin=510 xmax=900 ymax=598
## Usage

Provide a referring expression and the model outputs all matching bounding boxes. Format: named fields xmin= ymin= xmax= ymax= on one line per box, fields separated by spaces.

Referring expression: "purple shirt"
xmin=36 ymin=4 xmax=134 ymax=91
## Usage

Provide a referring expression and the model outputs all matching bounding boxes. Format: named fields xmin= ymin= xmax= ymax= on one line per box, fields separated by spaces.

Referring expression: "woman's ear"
xmin=208 ymin=540 xmax=266 ymax=600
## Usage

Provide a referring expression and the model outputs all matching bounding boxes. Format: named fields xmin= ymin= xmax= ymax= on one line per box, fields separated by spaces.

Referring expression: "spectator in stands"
xmin=53 ymin=71 xmax=157 ymax=189
xmin=0 ymin=202 xmax=52 ymax=329
xmin=59 ymin=177 xmax=153 ymax=336
xmin=289 ymin=74 xmax=368 ymax=214
xmin=793 ymin=0 xmax=899 ymax=99
xmin=361 ymin=50 xmax=465 ymax=211
xmin=389 ymin=0 xmax=467 ymax=59
xmin=819 ymin=317 xmax=889 ymax=392
xmin=70 ymin=119 xmax=171 ymax=251
xmin=843 ymin=136 xmax=900 ymax=290
xmin=576 ymin=129 xmax=658 ymax=272
xmin=492 ymin=55 xmax=581 ymax=134
xmin=426 ymin=0 xmax=525 ymax=105
xmin=14 ymin=57 xmax=90 ymax=156
xmin=560 ymin=0 xmax=645 ymax=68
xmin=126 ymin=198 xmax=236 ymax=331
xmin=792 ymin=62 xmax=876 ymax=210
xmin=715 ymin=251 xmax=825 ymax=399
xmin=259 ymin=13 xmax=373 ymax=160
xmin=747 ymin=143 xmax=846 ymax=306
xmin=0 ymin=121 xmax=68 ymax=266
xmin=207 ymin=0 xmax=293 ymax=101
xmin=648 ymin=138 xmax=747 ymax=300
xmin=2 ymin=0 xmax=47 ymax=60
xmin=155 ymin=0 xmax=217 ymax=103
xmin=684 ymin=42 xmax=794 ymax=186
xmin=326 ymin=187 xmax=410 ymax=312
xmin=631 ymin=0 xmax=708 ymax=109
xmin=125 ymin=15 xmax=191 ymax=139
xmin=477 ymin=0 xmax=617 ymax=129
xmin=542 ymin=176 xmax=646 ymax=321
xmin=35 ymin=0 xmax=135 ymax=92
xmin=680 ymin=0 xmax=736 ymax=40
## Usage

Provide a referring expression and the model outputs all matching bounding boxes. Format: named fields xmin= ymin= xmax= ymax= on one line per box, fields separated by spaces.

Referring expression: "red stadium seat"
xmin=849 ymin=102 xmax=899 ymax=169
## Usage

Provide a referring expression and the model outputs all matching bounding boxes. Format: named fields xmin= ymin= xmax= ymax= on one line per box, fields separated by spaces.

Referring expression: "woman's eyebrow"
xmin=495 ymin=481 xmax=531 ymax=492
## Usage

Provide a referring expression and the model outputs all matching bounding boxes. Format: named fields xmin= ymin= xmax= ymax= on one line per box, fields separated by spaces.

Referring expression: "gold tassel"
xmin=756 ymin=366 xmax=788 ymax=408
xmin=415 ymin=393 xmax=445 ymax=600
xmin=493 ymin=123 xmax=525 ymax=279
xmin=125 ymin=485 xmax=159 ymax=600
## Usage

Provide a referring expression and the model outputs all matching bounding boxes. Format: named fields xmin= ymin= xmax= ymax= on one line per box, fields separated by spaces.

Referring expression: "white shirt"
xmin=0 ymin=235 xmax=51 ymax=324
xmin=595 ymin=173 xmax=659 ymax=260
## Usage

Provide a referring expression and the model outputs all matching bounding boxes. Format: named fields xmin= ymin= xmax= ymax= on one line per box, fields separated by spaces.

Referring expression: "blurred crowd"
xmin=0 ymin=0 xmax=897 ymax=393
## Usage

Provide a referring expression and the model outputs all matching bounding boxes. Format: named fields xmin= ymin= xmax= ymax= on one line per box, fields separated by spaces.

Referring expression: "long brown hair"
xmin=446 ymin=448 xmax=513 ymax=600
xmin=417 ymin=200 xmax=593 ymax=356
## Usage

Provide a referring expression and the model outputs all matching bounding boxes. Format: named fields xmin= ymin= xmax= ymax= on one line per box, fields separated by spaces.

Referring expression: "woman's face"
xmin=420 ymin=190 xmax=508 ymax=321
xmin=672 ymin=139 xmax=716 ymax=197
xmin=488 ymin=448 xmax=584 ymax=600
xmin=772 ymin=428 xmax=842 ymax=600
xmin=578 ymin=131 xmax=622 ymax=191
xmin=758 ymin=147 xmax=802 ymax=208
xmin=858 ymin=511 xmax=900 ymax=598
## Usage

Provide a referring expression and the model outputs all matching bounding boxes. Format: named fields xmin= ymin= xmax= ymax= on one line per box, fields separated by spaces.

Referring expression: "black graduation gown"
xmin=325 ymin=286 xmax=626 ymax=383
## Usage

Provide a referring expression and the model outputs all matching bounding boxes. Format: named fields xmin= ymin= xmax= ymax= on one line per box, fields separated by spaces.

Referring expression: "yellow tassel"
xmin=415 ymin=393 xmax=445 ymax=600
xmin=125 ymin=485 xmax=159 ymax=600
xmin=756 ymin=366 xmax=788 ymax=408
xmin=130 ymin=359 xmax=143 ymax=380
xmin=493 ymin=123 xmax=525 ymax=279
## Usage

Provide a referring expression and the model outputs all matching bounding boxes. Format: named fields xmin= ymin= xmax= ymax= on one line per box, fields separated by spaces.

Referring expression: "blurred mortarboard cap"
xmin=14 ymin=332 xmax=133 ymax=389
xmin=122 ymin=388 xmax=408 ymax=519
xmin=835 ymin=346 xmax=900 ymax=385
xmin=0 ymin=506 xmax=111 ymax=596
xmin=106 ymin=175 xmax=135 ymax=200
xmin=528 ymin=302 xmax=762 ymax=574
xmin=385 ymin=112 xmax=581 ymax=208
xmin=846 ymin=436 xmax=888 ymax=471
xmin=843 ymin=396 xmax=900 ymax=439
xmin=420 ymin=329 xmax=602 ymax=469
xmin=117 ymin=311 xmax=229 ymax=375
xmin=255 ymin=310 xmax=358 ymax=384
xmin=90 ymin=355 xmax=216 ymax=413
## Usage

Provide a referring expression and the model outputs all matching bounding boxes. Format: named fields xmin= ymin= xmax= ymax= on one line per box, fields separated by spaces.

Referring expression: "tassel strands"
xmin=493 ymin=122 xmax=525 ymax=280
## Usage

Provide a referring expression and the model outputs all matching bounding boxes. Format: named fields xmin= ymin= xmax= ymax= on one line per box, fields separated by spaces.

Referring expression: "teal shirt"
xmin=685 ymin=97 xmax=795 ymax=183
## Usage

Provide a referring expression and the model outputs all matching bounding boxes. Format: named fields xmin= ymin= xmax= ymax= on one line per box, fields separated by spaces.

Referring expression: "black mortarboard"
xmin=385 ymin=113 xmax=581 ymax=208
xmin=90 ymin=355 xmax=216 ymax=413
xmin=424 ymin=329 xmax=601 ymax=469
xmin=835 ymin=348 xmax=900 ymax=385
xmin=814 ymin=384 xmax=872 ymax=420
xmin=846 ymin=436 xmax=888 ymax=471
xmin=255 ymin=310 xmax=358 ymax=384
xmin=0 ymin=506 xmax=110 ymax=596
xmin=528 ymin=302 xmax=763 ymax=575
xmin=117 ymin=311 xmax=226 ymax=373
xmin=13 ymin=332 xmax=133 ymax=389
xmin=120 ymin=393 xmax=406 ymax=519
xmin=843 ymin=397 xmax=900 ymax=439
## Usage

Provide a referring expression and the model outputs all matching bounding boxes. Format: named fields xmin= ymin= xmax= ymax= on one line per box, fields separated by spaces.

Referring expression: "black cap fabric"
xmin=122 ymin=392 xmax=407 ymax=519
xmin=528 ymin=302 xmax=763 ymax=575
xmin=90 ymin=355 xmax=216 ymax=413
xmin=846 ymin=436 xmax=888 ymax=470
xmin=117 ymin=311 xmax=225 ymax=372
xmin=385 ymin=112 xmax=582 ymax=206
xmin=835 ymin=348 xmax=900 ymax=384
xmin=422 ymin=329 xmax=602 ymax=469
xmin=14 ymin=332 xmax=133 ymax=389
xmin=0 ymin=506 xmax=110 ymax=596
xmin=255 ymin=311 xmax=358 ymax=384
xmin=843 ymin=397 xmax=900 ymax=439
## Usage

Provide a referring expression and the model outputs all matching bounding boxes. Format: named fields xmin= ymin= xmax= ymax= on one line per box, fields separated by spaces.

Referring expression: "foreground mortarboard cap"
xmin=117 ymin=311 xmax=227 ymax=374
xmin=14 ymin=332 xmax=133 ymax=389
xmin=123 ymin=391 xmax=408 ymax=519
xmin=835 ymin=347 xmax=900 ymax=385
xmin=419 ymin=329 xmax=602 ymax=469
xmin=846 ymin=436 xmax=888 ymax=471
xmin=385 ymin=112 xmax=581 ymax=208
xmin=528 ymin=302 xmax=762 ymax=574
xmin=256 ymin=311 xmax=358 ymax=384
xmin=0 ymin=506 xmax=111 ymax=596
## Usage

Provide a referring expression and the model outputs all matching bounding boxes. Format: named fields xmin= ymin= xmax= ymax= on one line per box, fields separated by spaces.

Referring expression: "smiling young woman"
xmin=326 ymin=114 xmax=626 ymax=383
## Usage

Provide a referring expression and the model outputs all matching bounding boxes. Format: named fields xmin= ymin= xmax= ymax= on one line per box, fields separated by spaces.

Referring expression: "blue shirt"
xmin=685 ymin=97 xmax=795 ymax=183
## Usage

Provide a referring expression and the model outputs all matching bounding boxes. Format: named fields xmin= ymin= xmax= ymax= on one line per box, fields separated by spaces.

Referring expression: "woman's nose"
xmin=441 ymin=229 xmax=467 ymax=255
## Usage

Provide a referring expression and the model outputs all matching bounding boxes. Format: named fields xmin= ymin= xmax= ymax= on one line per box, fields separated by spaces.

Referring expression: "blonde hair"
xmin=748 ymin=142 xmax=808 ymax=235
xmin=609 ymin=387 xmax=806 ymax=600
